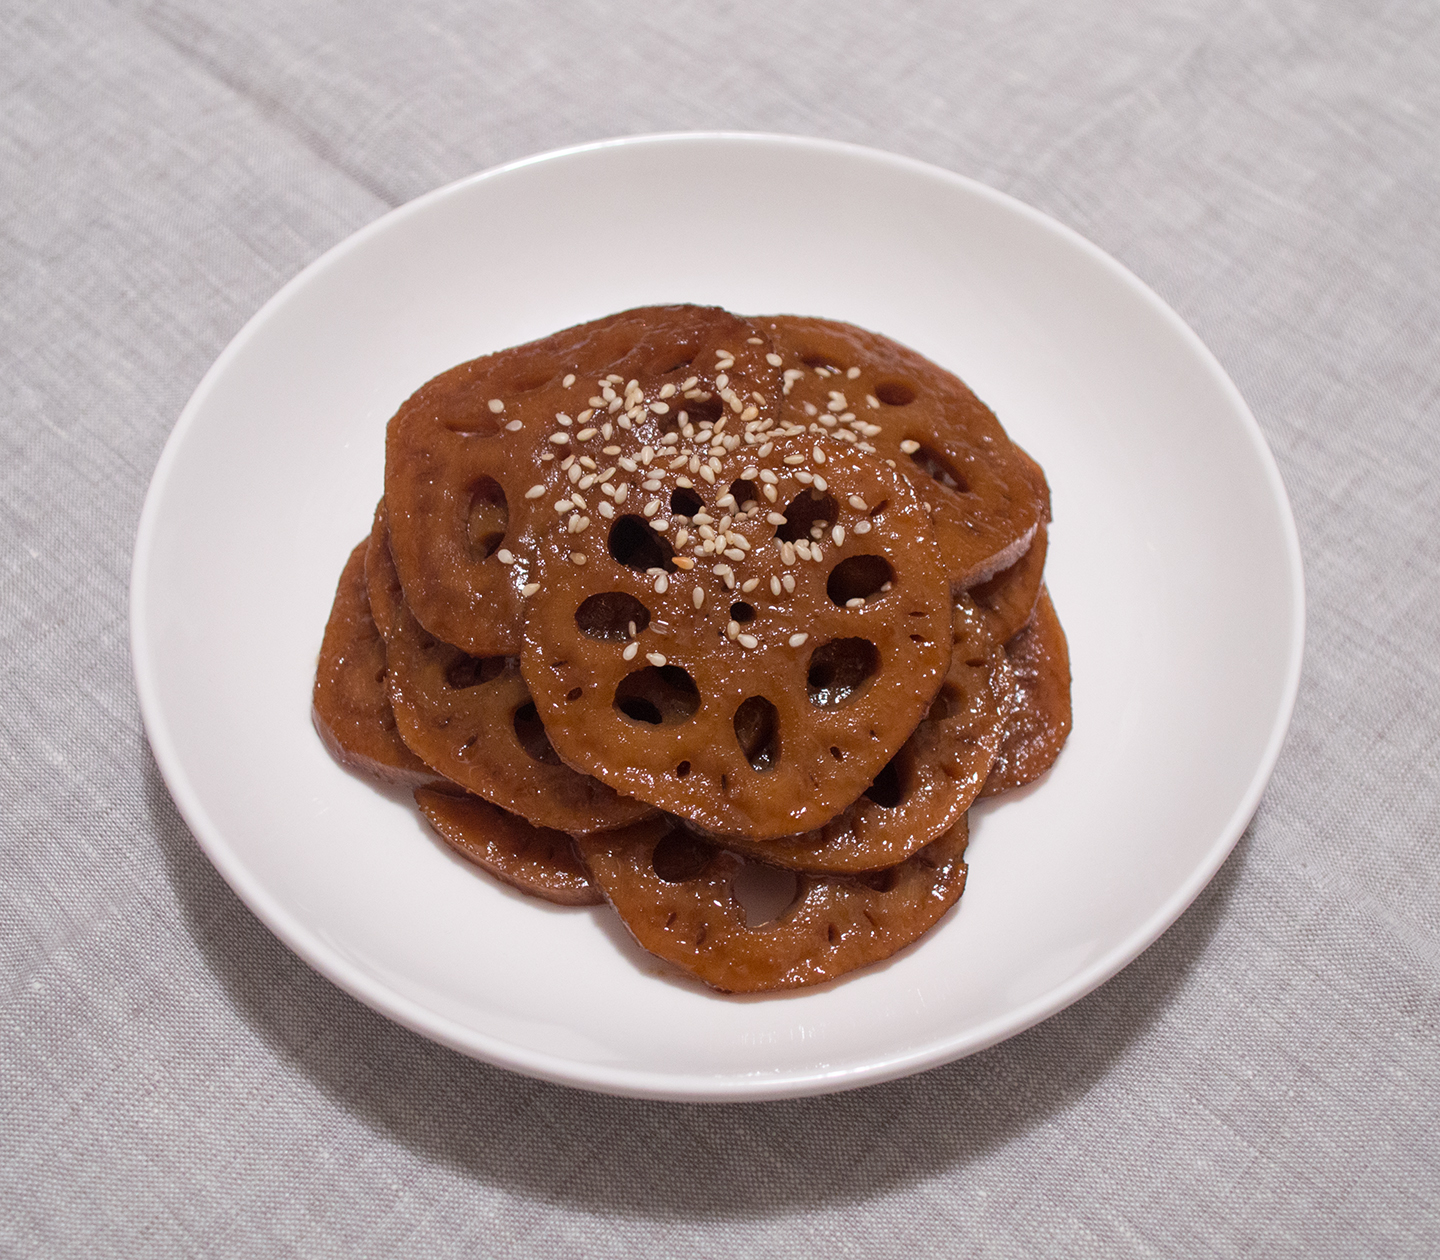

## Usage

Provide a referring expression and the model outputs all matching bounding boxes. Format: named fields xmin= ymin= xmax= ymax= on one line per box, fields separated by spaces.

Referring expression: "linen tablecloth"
xmin=4 ymin=1 xmax=1438 ymax=1254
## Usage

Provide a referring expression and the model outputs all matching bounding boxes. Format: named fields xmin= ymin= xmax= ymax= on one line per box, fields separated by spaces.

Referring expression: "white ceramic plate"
xmin=131 ymin=134 xmax=1303 ymax=1101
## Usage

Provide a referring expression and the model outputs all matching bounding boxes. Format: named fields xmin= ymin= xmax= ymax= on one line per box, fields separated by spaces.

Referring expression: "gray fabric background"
xmin=3 ymin=0 xmax=1438 ymax=1255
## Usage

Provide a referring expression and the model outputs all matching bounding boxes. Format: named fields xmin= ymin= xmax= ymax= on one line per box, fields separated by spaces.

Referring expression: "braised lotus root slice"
xmin=365 ymin=507 xmax=656 ymax=835
xmin=575 ymin=816 xmax=969 ymax=993
xmin=520 ymin=435 xmax=953 ymax=840
xmin=414 ymin=788 xmax=602 ymax=906
xmin=760 ymin=315 xmax=1049 ymax=586
xmin=967 ymin=522 xmax=1049 ymax=644
xmin=982 ymin=585 xmax=1072 ymax=797
xmin=312 ymin=540 xmax=442 ymax=789
xmin=720 ymin=595 xmax=1014 ymax=872
xmin=384 ymin=305 xmax=773 ymax=657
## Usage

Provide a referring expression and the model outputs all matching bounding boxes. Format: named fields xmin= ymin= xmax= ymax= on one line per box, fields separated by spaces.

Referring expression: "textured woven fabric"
xmin=3 ymin=0 xmax=1439 ymax=1254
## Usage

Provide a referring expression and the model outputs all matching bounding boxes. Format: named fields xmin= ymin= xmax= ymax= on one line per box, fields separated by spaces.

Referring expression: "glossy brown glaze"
xmin=521 ymin=432 xmax=953 ymax=840
xmin=968 ymin=522 xmax=1048 ymax=644
xmin=717 ymin=595 xmax=1013 ymax=872
xmin=761 ymin=316 xmax=1050 ymax=586
xmin=575 ymin=816 xmax=967 ymax=992
xmin=384 ymin=306 xmax=759 ymax=656
xmin=365 ymin=504 xmax=656 ymax=835
xmin=981 ymin=585 xmax=1072 ymax=796
xmin=312 ymin=540 xmax=441 ymax=788
xmin=414 ymin=788 xmax=602 ymax=906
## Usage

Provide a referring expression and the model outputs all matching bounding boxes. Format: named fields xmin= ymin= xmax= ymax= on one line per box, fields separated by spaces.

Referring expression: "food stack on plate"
xmin=314 ymin=306 xmax=1069 ymax=992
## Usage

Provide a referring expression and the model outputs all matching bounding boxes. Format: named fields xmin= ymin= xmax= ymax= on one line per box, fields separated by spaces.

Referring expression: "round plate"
xmin=131 ymin=134 xmax=1303 ymax=1100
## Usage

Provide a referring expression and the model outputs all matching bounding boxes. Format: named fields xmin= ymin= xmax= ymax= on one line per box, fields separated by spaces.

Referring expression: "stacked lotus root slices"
xmin=313 ymin=306 xmax=1071 ymax=993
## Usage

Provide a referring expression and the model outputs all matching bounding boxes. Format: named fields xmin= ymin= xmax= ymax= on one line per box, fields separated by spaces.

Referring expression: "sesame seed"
xmin=640 ymin=446 xmax=654 ymax=465
xmin=726 ymin=620 xmax=740 ymax=640
xmin=496 ymin=549 xmax=514 ymax=564
xmin=525 ymin=484 xmax=545 ymax=499
xmin=578 ymin=474 xmax=595 ymax=490
xmin=576 ymin=428 xmax=597 ymax=441
xmin=619 ymin=457 xmax=638 ymax=472
xmin=715 ymin=373 xmax=729 ymax=389
xmin=598 ymin=501 xmax=615 ymax=519
xmin=765 ymin=512 xmax=787 ymax=526
xmin=579 ymin=409 xmax=595 ymax=423
xmin=803 ymin=402 xmax=818 ymax=417
xmin=674 ymin=556 xmax=696 ymax=570
xmin=765 ymin=353 xmax=783 ymax=367
xmin=796 ymin=471 xmax=813 ymax=485
xmin=646 ymin=652 xmax=667 ymax=667
xmin=650 ymin=519 xmax=669 ymax=533
xmin=643 ymin=499 xmax=660 ymax=518
xmin=623 ymin=642 xmax=638 ymax=661
xmin=650 ymin=401 xmax=670 ymax=416
xmin=782 ymin=573 xmax=795 ymax=593
xmin=570 ymin=552 xmax=587 ymax=565
xmin=738 ymin=633 xmax=758 ymax=650
xmin=568 ymin=465 xmax=582 ymax=484
xmin=614 ymin=484 xmax=629 ymax=503
xmin=522 ymin=582 xmax=540 ymax=597
xmin=553 ymin=499 xmax=572 ymax=513
xmin=758 ymin=442 xmax=773 ymax=457
xmin=783 ymin=454 xmax=805 ymax=466
xmin=681 ymin=376 xmax=699 ymax=391
xmin=849 ymin=495 xmax=868 ymax=511
xmin=698 ymin=465 xmax=716 ymax=484
xmin=740 ymin=405 xmax=759 ymax=421
xmin=555 ymin=412 xmax=572 ymax=427
xmin=505 ymin=419 xmax=523 ymax=432
xmin=569 ymin=516 xmax=590 ymax=533
xmin=781 ymin=542 xmax=796 ymax=565
xmin=550 ymin=432 xmax=569 ymax=445
xmin=846 ymin=597 xmax=865 ymax=609
xmin=563 ymin=373 xmax=576 ymax=388
xmin=788 ymin=633 xmax=809 ymax=647
xmin=654 ymin=574 xmax=669 ymax=594
xmin=722 ymin=547 xmax=744 ymax=561
xmin=796 ymin=539 xmax=812 ymax=561
xmin=832 ymin=525 xmax=845 ymax=546
xmin=488 ymin=399 xmax=505 ymax=413
xmin=813 ymin=445 xmax=826 ymax=464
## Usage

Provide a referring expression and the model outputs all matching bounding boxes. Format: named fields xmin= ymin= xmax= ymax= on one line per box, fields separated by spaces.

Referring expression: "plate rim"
xmin=130 ymin=131 xmax=1306 ymax=1101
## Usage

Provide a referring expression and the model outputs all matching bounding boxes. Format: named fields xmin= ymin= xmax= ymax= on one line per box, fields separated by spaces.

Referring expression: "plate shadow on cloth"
xmin=144 ymin=753 xmax=1245 ymax=1220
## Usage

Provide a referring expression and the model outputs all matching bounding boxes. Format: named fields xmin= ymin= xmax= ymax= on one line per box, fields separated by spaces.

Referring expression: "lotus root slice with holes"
xmin=520 ymin=428 xmax=953 ymax=840
xmin=982 ymin=585 xmax=1072 ymax=797
xmin=718 ymin=594 xmax=1014 ymax=872
xmin=414 ymin=788 xmax=602 ymax=906
xmin=574 ymin=815 xmax=968 ymax=992
xmin=364 ymin=504 xmax=656 ymax=834
xmin=383 ymin=306 xmax=762 ymax=657
xmin=760 ymin=315 xmax=1050 ymax=586
xmin=312 ymin=540 xmax=444 ymax=789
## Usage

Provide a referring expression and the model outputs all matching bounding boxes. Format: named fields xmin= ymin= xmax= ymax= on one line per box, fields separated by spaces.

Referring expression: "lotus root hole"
xmin=728 ymin=479 xmax=760 ymax=512
xmin=669 ymin=487 xmax=704 ymax=518
xmin=465 ymin=477 xmax=508 ymax=559
xmin=827 ymin=555 xmax=895 ymax=607
xmin=614 ymin=664 xmax=701 ymax=725
xmin=830 ymin=745 xmax=844 ymax=761
xmin=875 ymin=380 xmax=917 ymax=406
xmin=729 ymin=601 xmax=755 ymax=624
xmin=444 ymin=654 xmax=508 ymax=689
xmin=733 ymin=696 xmax=780 ymax=772
xmin=684 ymin=396 xmax=723 ymax=426
xmin=731 ymin=860 xmax=800 ymax=928
xmin=675 ymin=760 xmax=691 ymax=778
xmin=652 ymin=829 xmax=710 ymax=882
xmin=806 ymin=638 xmax=880 ymax=708
xmin=575 ymin=591 xmax=651 ymax=641
xmin=608 ymin=515 xmax=676 ymax=572
xmin=864 ymin=756 xmax=906 ymax=808
xmin=565 ymin=687 xmax=583 ymax=702
xmin=906 ymin=444 xmax=970 ymax=494
xmin=776 ymin=490 xmax=839 ymax=543
xmin=513 ymin=702 xmax=563 ymax=765
xmin=801 ymin=351 xmax=841 ymax=371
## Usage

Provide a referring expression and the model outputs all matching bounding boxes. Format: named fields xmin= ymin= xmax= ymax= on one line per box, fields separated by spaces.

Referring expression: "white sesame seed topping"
xmin=623 ymin=642 xmax=638 ymax=661
xmin=570 ymin=552 xmax=586 ymax=565
xmin=522 ymin=582 xmax=540 ymax=597
xmin=650 ymin=518 xmax=669 ymax=533
xmin=505 ymin=419 xmax=523 ymax=432
xmin=550 ymin=432 xmax=569 ymax=445
xmin=598 ymin=500 xmax=615 ymax=519
xmin=643 ymin=499 xmax=660 ymax=518
xmin=783 ymin=454 xmax=805 ymax=466
xmin=780 ymin=541 xmax=797 ymax=565
xmin=553 ymin=499 xmax=572 ymax=513
xmin=846 ymin=596 xmax=865 ymax=609
xmin=614 ymin=484 xmax=629 ymax=503
xmin=487 ymin=399 xmax=505 ymax=413
xmin=738 ymin=633 xmax=758 ymax=650
xmin=788 ymin=633 xmax=809 ymax=647
xmin=726 ymin=620 xmax=739 ymax=640
xmin=832 ymin=525 xmax=845 ymax=546
xmin=646 ymin=652 xmax=667 ymax=667
xmin=567 ymin=465 xmax=582 ymax=484
xmin=899 ymin=439 xmax=920 ymax=454
xmin=496 ymin=549 xmax=514 ymax=564
xmin=848 ymin=495 xmax=868 ymax=511
xmin=654 ymin=574 xmax=669 ymax=594
xmin=796 ymin=471 xmax=813 ymax=485
xmin=813 ymin=445 xmax=826 ymax=464
xmin=576 ymin=428 xmax=597 ymax=441
xmin=563 ymin=373 xmax=576 ymax=388
xmin=525 ymin=484 xmax=545 ymax=499
xmin=765 ymin=353 xmax=783 ymax=367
